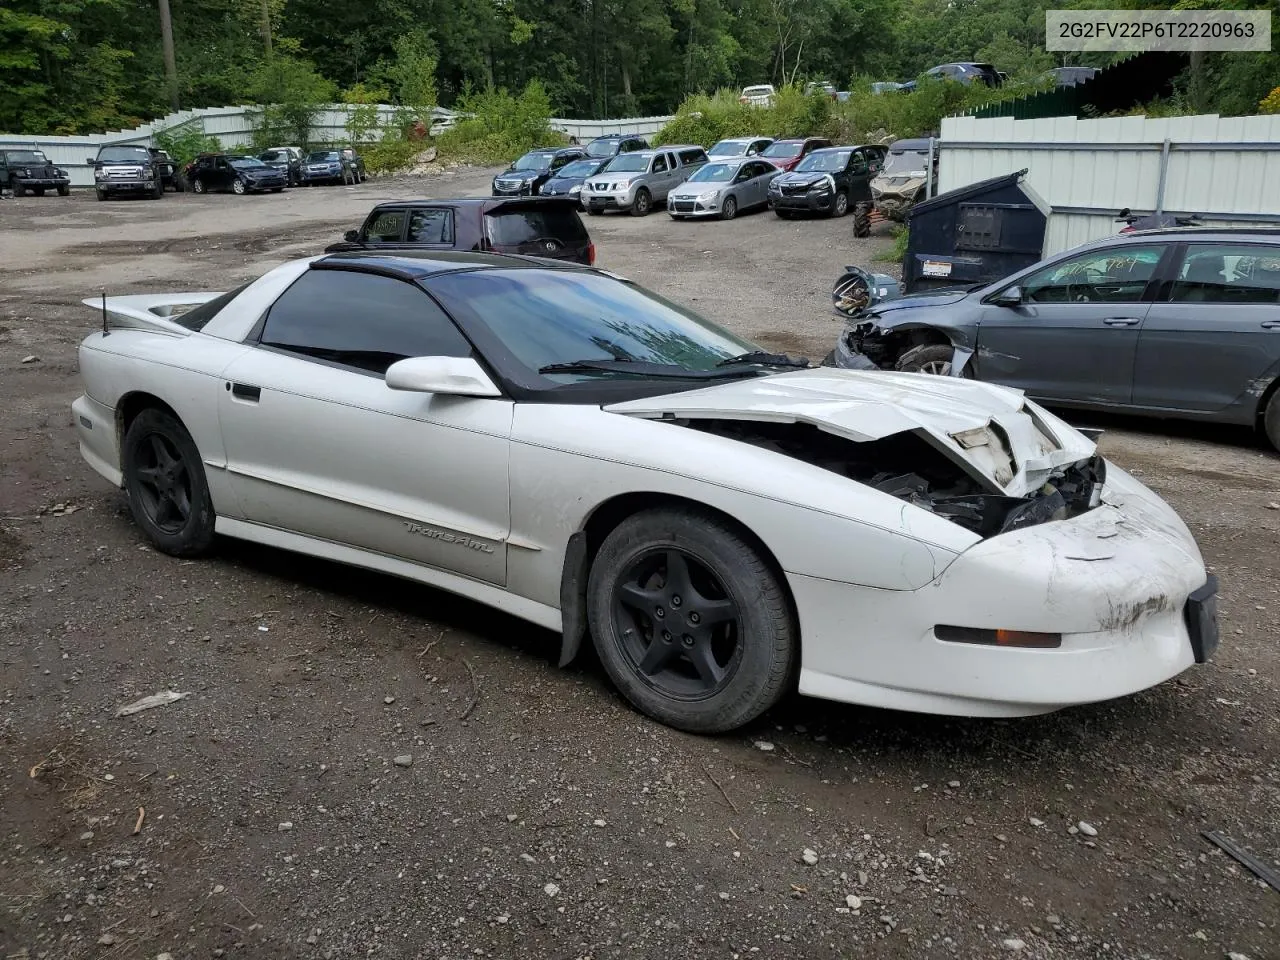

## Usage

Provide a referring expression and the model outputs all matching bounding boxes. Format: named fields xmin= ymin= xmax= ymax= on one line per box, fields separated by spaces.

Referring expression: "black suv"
xmin=88 ymin=144 xmax=164 ymax=200
xmin=768 ymin=145 xmax=884 ymax=230
xmin=583 ymin=134 xmax=649 ymax=161
xmin=492 ymin=147 xmax=587 ymax=196
xmin=326 ymin=197 xmax=595 ymax=266
xmin=0 ymin=148 xmax=70 ymax=197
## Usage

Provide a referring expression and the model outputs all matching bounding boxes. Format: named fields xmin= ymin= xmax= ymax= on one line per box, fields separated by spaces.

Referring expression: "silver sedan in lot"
xmin=667 ymin=158 xmax=781 ymax=221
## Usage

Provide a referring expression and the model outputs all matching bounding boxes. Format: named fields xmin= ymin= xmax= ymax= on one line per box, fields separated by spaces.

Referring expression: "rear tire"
xmin=896 ymin=343 xmax=958 ymax=376
xmin=587 ymin=506 xmax=795 ymax=734
xmin=1264 ymin=390 xmax=1280 ymax=452
xmin=852 ymin=201 xmax=871 ymax=238
xmin=122 ymin=408 xmax=217 ymax=558
xmin=630 ymin=188 xmax=652 ymax=217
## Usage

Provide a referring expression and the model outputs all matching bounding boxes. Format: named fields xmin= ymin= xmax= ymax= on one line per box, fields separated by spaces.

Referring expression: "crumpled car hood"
xmin=605 ymin=368 xmax=1096 ymax=497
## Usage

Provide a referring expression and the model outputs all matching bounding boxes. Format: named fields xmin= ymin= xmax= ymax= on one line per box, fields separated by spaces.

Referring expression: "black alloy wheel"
xmin=122 ymin=408 xmax=216 ymax=556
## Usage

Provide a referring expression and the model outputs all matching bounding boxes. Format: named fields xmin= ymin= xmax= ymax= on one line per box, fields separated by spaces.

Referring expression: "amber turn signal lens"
xmin=935 ymin=626 xmax=1062 ymax=649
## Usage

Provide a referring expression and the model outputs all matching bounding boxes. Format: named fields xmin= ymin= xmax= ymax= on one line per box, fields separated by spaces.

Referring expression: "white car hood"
xmin=605 ymin=368 xmax=1097 ymax=497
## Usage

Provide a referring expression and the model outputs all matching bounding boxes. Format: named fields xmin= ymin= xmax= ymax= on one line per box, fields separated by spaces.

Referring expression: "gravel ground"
xmin=1 ymin=170 xmax=1278 ymax=960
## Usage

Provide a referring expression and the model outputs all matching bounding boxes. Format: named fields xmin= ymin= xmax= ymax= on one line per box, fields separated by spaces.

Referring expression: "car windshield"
xmin=586 ymin=139 xmax=620 ymax=158
xmin=686 ymin=163 xmax=736 ymax=183
xmin=98 ymin=146 xmax=150 ymax=162
xmin=7 ymin=150 xmax=48 ymax=164
xmin=604 ymin=154 xmax=650 ymax=173
xmin=796 ymin=150 xmax=850 ymax=173
xmin=425 ymin=270 xmax=757 ymax=384
xmin=708 ymin=140 xmax=749 ymax=157
xmin=761 ymin=141 xmax=802 ymax=158
xmin=883 ymin=149 xmax=929 ymax=177
xmin=513 ymin=151 xmax=555 ymax=171
xmin=230 ymin=158 xmax=269 ymax=169
xmin=307 ymin=151 xmax=339 ymax=162
xmin=486 ymin=207 xmax=588 ymax=245
xmin=555 ymin=159 xmax=602 ymax=178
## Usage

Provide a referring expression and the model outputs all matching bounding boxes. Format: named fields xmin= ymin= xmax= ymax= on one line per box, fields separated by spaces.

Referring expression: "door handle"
xmin=1261 ymin=320 xmax=1280 ymax=330
xmin=1102 ymin=317 xmax=1141 ymax=327
xmin=229 ymin=382 xmax=261 ymax=402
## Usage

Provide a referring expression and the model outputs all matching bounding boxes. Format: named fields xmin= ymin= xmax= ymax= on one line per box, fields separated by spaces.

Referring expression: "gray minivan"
xmin=583 ymin=145 xmax=709 ymax=216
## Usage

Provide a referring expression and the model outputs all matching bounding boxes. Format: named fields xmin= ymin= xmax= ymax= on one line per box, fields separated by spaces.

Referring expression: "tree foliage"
xmin=2 ymin=0 xmax=1278 ymax=136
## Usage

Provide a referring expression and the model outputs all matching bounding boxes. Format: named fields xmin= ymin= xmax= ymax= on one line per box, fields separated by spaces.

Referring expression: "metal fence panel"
xmin=0 ymin=107 xmax=674 ymax=187
xmin=939 ymin=112 xmax=1280 ymax=257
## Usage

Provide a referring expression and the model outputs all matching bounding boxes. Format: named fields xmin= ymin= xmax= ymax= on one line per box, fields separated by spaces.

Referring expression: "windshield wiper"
xmin=537 ymin=358 xmax=764 ymax=379
xmin=714 ymin=350 xmax=809 ymax=369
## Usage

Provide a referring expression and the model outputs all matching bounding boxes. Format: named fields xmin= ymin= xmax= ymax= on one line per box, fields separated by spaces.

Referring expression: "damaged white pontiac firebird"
xmin=72 ymin=252 xmax=1220 ymax=733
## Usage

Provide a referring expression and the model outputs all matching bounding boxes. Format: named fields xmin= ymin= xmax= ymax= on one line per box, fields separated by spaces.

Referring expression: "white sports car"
xmin=72 ymin=252 xmax=1220 ymax=733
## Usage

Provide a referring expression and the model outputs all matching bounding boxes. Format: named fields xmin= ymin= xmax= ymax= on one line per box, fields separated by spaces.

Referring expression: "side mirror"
xmin=385 ymin=356 xmax=501 ymax=398
xmin=993 ymin=286 xmax=1024 ymax=307
xmin=344 ymin=229 xmax=359 ymax=242
xmin=86 ymin=157 xmax=96 ymax=165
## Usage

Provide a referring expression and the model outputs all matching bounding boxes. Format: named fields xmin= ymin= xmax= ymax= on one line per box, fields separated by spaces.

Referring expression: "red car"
xmin=759 ymin=137 xmax=833 ymax=172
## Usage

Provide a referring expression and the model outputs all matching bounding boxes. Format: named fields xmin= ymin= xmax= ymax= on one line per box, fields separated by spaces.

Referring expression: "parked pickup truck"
xmin=0 ymin=148 xmax=70 ymax=197
xmin=88 ymin=144 xmax=164 ymax=200
xmin=582 ymin=146 xmax=709 ymax=216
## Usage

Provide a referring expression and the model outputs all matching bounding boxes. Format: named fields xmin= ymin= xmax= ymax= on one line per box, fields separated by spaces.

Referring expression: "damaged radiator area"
xmin=682 ymin=419 xmax=1105 ymax=538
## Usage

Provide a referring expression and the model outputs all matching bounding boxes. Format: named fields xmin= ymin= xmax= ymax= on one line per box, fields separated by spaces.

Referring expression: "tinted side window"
xmin=260 ymin=270 xmax=472 ymax=374
xmin=408 ymin=208 xmax=454 ymax=243
xmin=652 ymin=154 xmax=668 ymax=173
xmin=1020 ymin=245 xmax=1166 ymax=304
xmin=365 ymin=210 xmax=407 ymax=242
xmin=678 ymin=148 xmax=707 ymax=166
xmin=1171 ymin=244 xmax=1280 ymax=304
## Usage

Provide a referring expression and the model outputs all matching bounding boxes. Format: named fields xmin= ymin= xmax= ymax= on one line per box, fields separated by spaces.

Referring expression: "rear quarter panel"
xmin=78 ymin=330 xmax=252 ymax=517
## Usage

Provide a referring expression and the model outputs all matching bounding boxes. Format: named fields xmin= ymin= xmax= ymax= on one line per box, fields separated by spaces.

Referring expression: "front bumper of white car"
xmin=788 ymin=463 xmax=1218 ymax=717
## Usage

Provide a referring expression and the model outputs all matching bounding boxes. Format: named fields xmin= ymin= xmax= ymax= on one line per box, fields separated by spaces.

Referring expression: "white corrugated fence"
xmin=0 ymin=106 xmax=674 ymax=187
xmin=938 ymin=112 xmax=1280 ymax=257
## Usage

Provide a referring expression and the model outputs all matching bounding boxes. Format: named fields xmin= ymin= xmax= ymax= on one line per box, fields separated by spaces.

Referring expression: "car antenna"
xmin=101 ymin=291 xmax=110 ymax=337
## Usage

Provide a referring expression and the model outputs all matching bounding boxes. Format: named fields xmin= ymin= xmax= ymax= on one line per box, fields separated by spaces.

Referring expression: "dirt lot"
xmin=1 ymin=171 xmax=1278 ymax=960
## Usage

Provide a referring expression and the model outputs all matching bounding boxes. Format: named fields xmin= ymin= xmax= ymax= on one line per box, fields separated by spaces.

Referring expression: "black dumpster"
xmin=902 ymin=168 xmax=1049 ymax=294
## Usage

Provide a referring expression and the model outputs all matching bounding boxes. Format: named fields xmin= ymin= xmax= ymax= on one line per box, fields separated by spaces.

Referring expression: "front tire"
xmin=95 ymin=189 xmax=107 ymax=201
xmin=231 ymin=178 xmax=246 ymax=195
xmin=896 ymin=343 xmax=958 ymax=376
xmin=122 ymin=408 xmax=216 ymax=557
xmin=1264 ymin=390 xmax=1280 ymax=452
xmin=720 ymin=195 xmax=738 ymax=221
xmin=191 ymin=178 xmax=205 ymax=194
xmin=587 ymin=206 xmax=602 ymax=216
xmin=10 ymin=178 xmax=26 ymax=197
xmin=852 ymin=201 xmax=871 ymax=238
xmin=57 ymin=185 xmax=70 ymax=196
xmin=33 ymin=187 xmax=45 ymax=197
xmin=151 ymin=180 xmax=163 ymax=200
xmin=587 ymin=507 xmax=795 ymax=734
xmin=829 ymin=190 xmax=848 ymax=218
xmin=630 ymin=188 xmax=652 ymax=217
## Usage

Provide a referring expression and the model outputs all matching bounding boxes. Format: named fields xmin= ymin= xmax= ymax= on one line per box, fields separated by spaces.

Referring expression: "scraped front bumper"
xmin=789 ymin=463 xmax=1217 ymax=717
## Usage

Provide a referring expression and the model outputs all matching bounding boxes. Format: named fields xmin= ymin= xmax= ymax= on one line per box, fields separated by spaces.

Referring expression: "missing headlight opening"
xmin=681 ymin=420 xmax=1105 ymax=538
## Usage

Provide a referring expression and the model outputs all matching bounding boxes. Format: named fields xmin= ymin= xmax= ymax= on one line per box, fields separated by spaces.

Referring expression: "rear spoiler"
xmin=81 ymin=293 xmax=221 ymax=336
